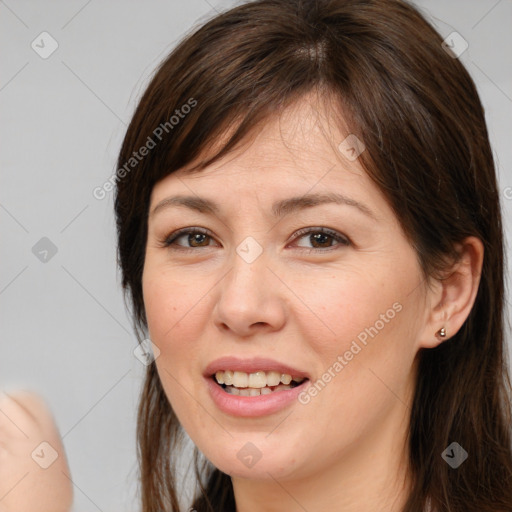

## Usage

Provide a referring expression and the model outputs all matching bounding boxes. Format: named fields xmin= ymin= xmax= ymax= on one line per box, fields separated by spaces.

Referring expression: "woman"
xmin=114 ymin=0 xmax=512 ymax=511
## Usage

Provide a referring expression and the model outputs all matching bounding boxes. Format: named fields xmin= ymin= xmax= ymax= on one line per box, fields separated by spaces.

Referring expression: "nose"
xmin=212 ymin=247 xmax=287 ymax=337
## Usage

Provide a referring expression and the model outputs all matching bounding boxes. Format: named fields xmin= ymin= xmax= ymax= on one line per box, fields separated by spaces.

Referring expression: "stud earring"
xmin=436 ymin=327 xmax=447 ymax=338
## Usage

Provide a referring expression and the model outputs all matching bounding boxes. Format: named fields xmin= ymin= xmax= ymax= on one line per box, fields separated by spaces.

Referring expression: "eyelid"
xmin=160 ymin=226 xmax=217 ymax=248
xmin=288 ymin=226 xmax=351 ymax=249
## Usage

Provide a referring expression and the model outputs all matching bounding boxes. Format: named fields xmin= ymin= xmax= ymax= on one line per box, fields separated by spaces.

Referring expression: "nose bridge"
xmin=223 ymin=238 xmax=269 ymax=308
xmin=213 ymin=237 xmax=286 ymax=334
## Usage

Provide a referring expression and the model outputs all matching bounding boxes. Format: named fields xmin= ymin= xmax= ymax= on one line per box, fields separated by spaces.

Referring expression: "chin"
xmin=197 ymin=434 xmax=305 ymax=481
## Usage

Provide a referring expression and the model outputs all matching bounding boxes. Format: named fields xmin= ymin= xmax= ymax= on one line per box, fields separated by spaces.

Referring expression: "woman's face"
xmin=142 ymin=96 xmax=434 ymax=482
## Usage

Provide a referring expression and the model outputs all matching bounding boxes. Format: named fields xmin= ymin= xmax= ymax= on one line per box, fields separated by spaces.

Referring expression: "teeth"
xmin=248 ymin=371 xmax=266 ymax=388
xmin=280 ymin=374 xmax=292 ymax=385
xmin=266 ymin=371 xmax=281 ymax=386
xmin=213 ymin=370 xmax=306 ymax=388
xmin=223 ymin=384 xmax=294 ymax=395
xmin=232 ymin=371 xmax=248 ymax=388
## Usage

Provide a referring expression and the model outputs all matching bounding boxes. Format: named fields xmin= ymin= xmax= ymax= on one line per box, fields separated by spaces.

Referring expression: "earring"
xmin=436 ymin=327 xmax=447 ymax=338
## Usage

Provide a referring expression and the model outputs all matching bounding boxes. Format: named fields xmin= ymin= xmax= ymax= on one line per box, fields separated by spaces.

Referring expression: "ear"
xmin=418 ymin=236 xmax=484 ymax=349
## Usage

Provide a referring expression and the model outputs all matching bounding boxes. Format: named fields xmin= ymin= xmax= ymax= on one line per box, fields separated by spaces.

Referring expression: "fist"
xmin=0 ymin=391 xmax=73 ymax=512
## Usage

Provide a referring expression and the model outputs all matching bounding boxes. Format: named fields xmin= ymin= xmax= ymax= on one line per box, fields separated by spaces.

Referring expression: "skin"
xmin=143 ymin=93 xmax=483 ymax=512
xmin=0 ymin=391 xmax=73 ymax=512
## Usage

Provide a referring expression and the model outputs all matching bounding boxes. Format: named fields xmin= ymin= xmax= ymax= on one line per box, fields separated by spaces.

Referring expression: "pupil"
xmin=312 ymin=233 xmax=330 ymax=247
xmin=190 ymin=233 xmax=208 ymax=247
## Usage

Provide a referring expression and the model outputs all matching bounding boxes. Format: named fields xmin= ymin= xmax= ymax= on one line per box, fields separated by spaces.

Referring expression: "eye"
xmin=161 ymin=227 xmax=218 ymax=251
xmin=159 ymin=226 xmax=350 ymax=252
xmin=289 ymin=227 xmax=350 ymax=252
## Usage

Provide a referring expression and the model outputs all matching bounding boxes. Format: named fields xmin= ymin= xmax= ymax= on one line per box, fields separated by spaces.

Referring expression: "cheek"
xmin=143 ymin=270 xmax=212 ymax=434
xmin=142 ymin=267 xmax=209 ymax=341
xmin=142 ymin=268 xmax=213 ymax=402
xmin=288 ymin=257 xmax=422 ymax=411
xmin=287 ymin=260 xmax=414 ymax=353
xmin=281 ymin=269 xmax=420 ymax=473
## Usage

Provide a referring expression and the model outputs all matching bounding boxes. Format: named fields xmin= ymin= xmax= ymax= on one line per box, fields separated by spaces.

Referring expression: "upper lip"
xmin=204 ymin=356 xmax=310 ymax=380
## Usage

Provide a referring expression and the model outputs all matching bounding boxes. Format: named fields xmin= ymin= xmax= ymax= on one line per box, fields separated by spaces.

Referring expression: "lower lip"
xmin=205 ymin=377 xmax=309 ymax=417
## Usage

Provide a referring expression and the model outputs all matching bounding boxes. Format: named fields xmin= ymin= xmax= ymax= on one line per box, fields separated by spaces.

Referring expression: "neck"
xmin=231 ymin=400 xmax=413 ymax=512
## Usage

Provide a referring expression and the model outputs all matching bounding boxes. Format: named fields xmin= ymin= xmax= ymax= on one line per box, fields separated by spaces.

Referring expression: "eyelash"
xmin=159 ymin=226 xmax=350 ymax=253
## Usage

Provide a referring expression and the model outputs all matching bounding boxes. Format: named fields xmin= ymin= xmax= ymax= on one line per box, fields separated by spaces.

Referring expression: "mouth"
xmin=211 ymin=370 xmax=308 ymax=396
xmin=204 ymin=357 xmax=311 ymax=416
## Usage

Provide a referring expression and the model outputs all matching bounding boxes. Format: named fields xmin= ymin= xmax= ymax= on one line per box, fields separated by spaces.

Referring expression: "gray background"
xmin=1 ymin=1 xmax=511 ymax=511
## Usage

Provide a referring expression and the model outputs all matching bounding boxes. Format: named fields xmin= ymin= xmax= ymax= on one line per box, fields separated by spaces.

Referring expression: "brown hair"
xmin=114 ymin=0 xmax=512 ymax=510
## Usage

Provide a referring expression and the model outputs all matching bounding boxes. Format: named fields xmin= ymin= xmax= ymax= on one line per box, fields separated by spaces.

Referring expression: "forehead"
xmin=151 ymin=94 xmax=371 ymax=198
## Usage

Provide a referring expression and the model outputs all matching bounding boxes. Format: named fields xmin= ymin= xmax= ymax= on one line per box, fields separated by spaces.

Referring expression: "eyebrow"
xmin=150 ymin=192 xmax=377 ymax=220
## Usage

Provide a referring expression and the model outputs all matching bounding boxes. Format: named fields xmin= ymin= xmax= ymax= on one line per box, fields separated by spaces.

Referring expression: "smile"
xmin=204 ymin=357 xmax=311 ymax=416
xmin=213 ymin=370 xmax=307 ymax=396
